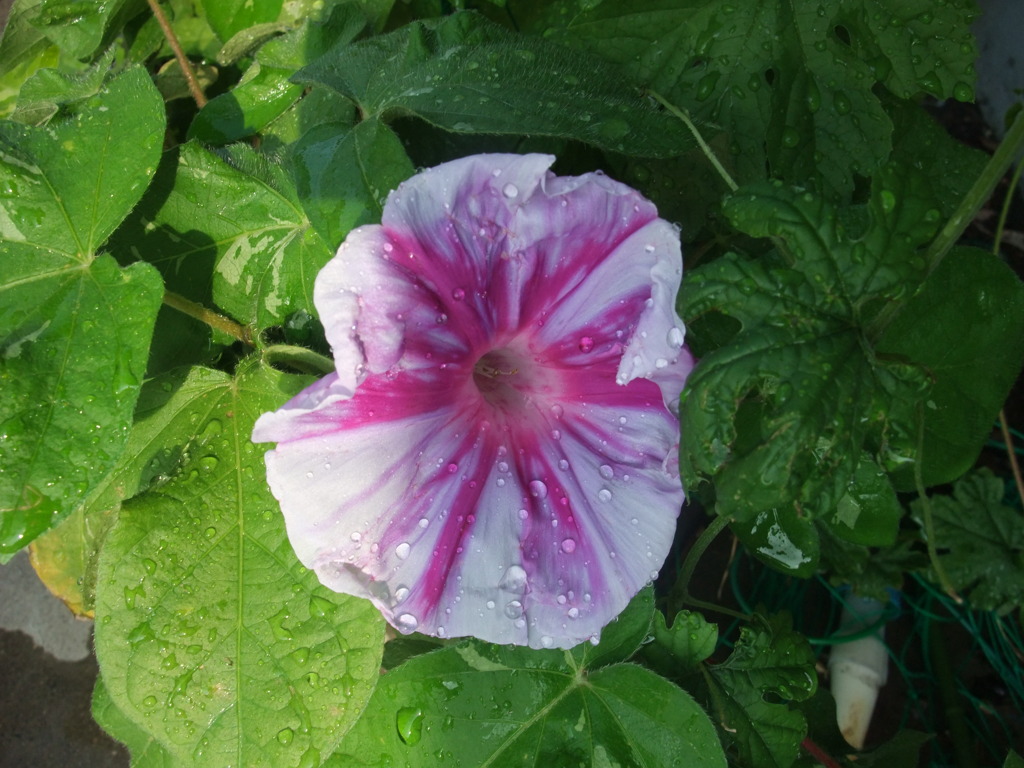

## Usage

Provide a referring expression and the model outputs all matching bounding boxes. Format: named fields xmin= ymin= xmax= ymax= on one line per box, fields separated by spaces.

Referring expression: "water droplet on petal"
xmin=395 ymin=542 xmax=411 ymax=560
xmin=598 ymin=488 xmax=612 ymax=502
xmin=452 ymin=287 xmax=466 ymax=301
xmin=578 ymin=336 xmax=594 ymax=353
xmin=560 ymin=538 xmax=576 ymax=553
xmin=397 ymin=613 xmax=418 ymax=631
xmin=418 ymin=517 xmax=429 ymax=528
xmin=502 ymin=183 xmax=519 ymax=198
xmin=529 ymin=480 xmax=548 ymax=499
xmin=540 ymin=635 xmax=554 ymax=648
xmin=446 ymin=462 xmax=458 ymax=473
xmin=599 ymin=464 xmax=614 ymax=480
xmin=567 ymin=607 xmax=579 ymax=619
xmin=550 ymin=404 xmax=563 ymax=419
xmin=486 ymin=600 xmax=496 ymax=609
xmin=394 ymin=586 xmax=410 ymax=603
xmin=644 ymin=244 xmax=655 ymax=253
xmin=558 ymin=459 xmax=569 ymax=471
xmin=517 ymin=508 xmax=528 ymax=520
xmin=504 ymin=600 xmax=524 ymax=618
xmin=667 ymin=327 xmax=685 ymax=348
xmin=499 ymin=565 xmax=528 ymax=593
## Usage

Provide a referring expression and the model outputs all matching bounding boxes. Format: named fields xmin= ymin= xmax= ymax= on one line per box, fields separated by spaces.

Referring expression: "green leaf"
xmin=94 ymin=359 xmax=386 ymax=767
xmin=328 ymin=639 xmax=725 ymax=767
xmin=200 ymin=0 xmax=285 ymax=42
xmin=115 ymin=141 xmax=335 ymax=330
xmin=93 ymin=678 xmax=178 ymax=768
xmin=680 ymin=169 xmax=939 ymax=566
xmin=295 ymin=12 xmax=693 ymax=157
xmin=290 ymin=117 xmax=414 ymax=248
xmin=879 ymin=248 xmax=1024 ymax=488
xmin=911 ymin=470 xmax=1024 ymax=614
xmin=10 ymin=47 xmax=114 ymax=124
xmin=0 ymin=66 xmax=165 ymax=554
xmin=0 ymin=0 xmax=60 ymax=118
xmin=641 ymin=608 xmax=719 ymax=679
xmin=1005 ymin=751 xmax=1024 ymax=768
xmin=31 ymin=0 xmax=136 ymax=59
xmin=523 ymin=0 xmax=976 ymax=196
xmin=189 ymin=6 xmax=368 ymax=144
xmin=701 ymin=615 xmax=817 ymax=768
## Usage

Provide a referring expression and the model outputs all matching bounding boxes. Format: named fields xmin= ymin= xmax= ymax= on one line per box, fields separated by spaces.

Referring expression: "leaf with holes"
xmin=94 ymin=359 xmax=386 ymax=767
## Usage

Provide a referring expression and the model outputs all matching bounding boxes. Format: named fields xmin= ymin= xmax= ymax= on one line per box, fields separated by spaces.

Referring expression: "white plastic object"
xmin=828 ymin=594 xmax=890 ymax=749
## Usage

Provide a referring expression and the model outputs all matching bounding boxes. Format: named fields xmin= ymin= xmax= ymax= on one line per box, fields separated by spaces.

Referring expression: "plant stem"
xmin=262 ymin=344 xmax=335 ymax=376
xmin=649 ymin=90 xmax=739 ymax=192
xmin=146 ymin=0 xmax=207 ymax=108
xmin=913 ymin=406 xmax=961 ymax=602
xmin=162 ymin=291 xmax=252 ymax=345
xmin=677 ymin=513 xmax=750 ymax=621
xmin=999 ymin=410 xmax=1024 ymax=506
xmin=924 ymin=106 xmax=1024 ymax=274
xmin=801 ymin=737 xmax=843 ymax=768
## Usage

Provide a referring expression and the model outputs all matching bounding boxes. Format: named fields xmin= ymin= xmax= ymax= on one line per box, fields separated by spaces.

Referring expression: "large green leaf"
xmin=0 ymin=66 xmax=164 ymax=555
xmin=295 ymin=12 xmax=693 ymax=157
xmin=114 ymin=141 xmax=335 ymax=331
xmin=94 ymin=359 xmax=386 ymax=767
xmin=879 ymin=247 xmax=1024 ymax=488
xmin=680 ymin=169 xmax=935 ymax=571
xmin=519 ymin=0 xmax=976 ymax=196
xmin=289 ymin=116 xmax=414 ymax=248
xmin=330 ymin=640 xmax=723 ymax=767
xmin=911 ymin=470 xmax=1024 ymax=614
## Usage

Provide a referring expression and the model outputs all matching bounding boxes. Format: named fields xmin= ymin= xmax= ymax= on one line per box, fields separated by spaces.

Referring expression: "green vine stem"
xmin=262 ymin=344 xmax=335 ymax=376
xmin=146 ymin=0 xmax=208 ymax=108
xmin=676 ymin=513 xmax=750 ymax=621
xmin=913 ymin=403 xmax=961 ymax=602
xmin=162 ymin=291 xmax=252 ymax=345
xmin=649 ymin=90 xmax=739 ymax=193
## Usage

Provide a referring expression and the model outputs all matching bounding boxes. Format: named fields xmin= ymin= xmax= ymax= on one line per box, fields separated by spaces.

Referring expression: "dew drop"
xmin=517 ymin=508 xmax=528 ymax=520
xmin=397 ymin=613 xmax=418 ymax=631
xmin=540 ymin=635 xmax=554 ymax=648
xmin=560 ymin=538 xmax=576 ymax=554
xmin=452 ymin=287 xmax=466 ymax=301
xmin=395 ymin=542 xmax=411 ymax=560
xmin=598 ymin=488 xmax=613 ymax=502
xmin=393 ymin=708 xmax=421 ymax=749
xmin=504 ymin=600 xmax=524 ymax=619
xmin=577 ymin=336 xmax=594 ymax=353
xmin=528 ymin=480 xmax=548 ymax=499
xmin=486 ymin=600 xmax=495 ymax=609
xmin=558 ymin=459 xmax=569 ymax=471
xmin=394 ymin=586 xmax=410 ymax=603
xmin=550 ymin=404 xmax=564 ymax=419
xmin=497 ymin=461 xmax=509 ymax=473
xmin=567 ymin=607 xmax=579 ymax=619
xmin=667 ymin=327 xmax=685 ymax=348
xmin=502 ymin=183 xmax=519 ymax=198
xmin=446 ymin=462 xmax=458 ymax=474
xmin=418 ymin=517 xmax=429 ymax=528
xmin=655 ymin=357 xmax=669 ymax=369
xmin=599 ymin=464 xmax=614 ymax=480
xmin=499 ymin=565 xmax=528 ymax=593
xmin=350 ymin=531 xmax=361 ymax=542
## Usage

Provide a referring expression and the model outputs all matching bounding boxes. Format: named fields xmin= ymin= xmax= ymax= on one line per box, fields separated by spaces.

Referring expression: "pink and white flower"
xmin=253 ymin=154 xmax=692 ymax=649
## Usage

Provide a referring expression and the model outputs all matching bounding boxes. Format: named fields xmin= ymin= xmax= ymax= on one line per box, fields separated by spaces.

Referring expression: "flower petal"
xmin=255 ymin=153 xmax=692 ymax=649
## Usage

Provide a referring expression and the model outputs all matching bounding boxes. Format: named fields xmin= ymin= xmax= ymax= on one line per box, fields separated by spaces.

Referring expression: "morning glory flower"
xmin=253 ymin=154 xmax=692 ymax=649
